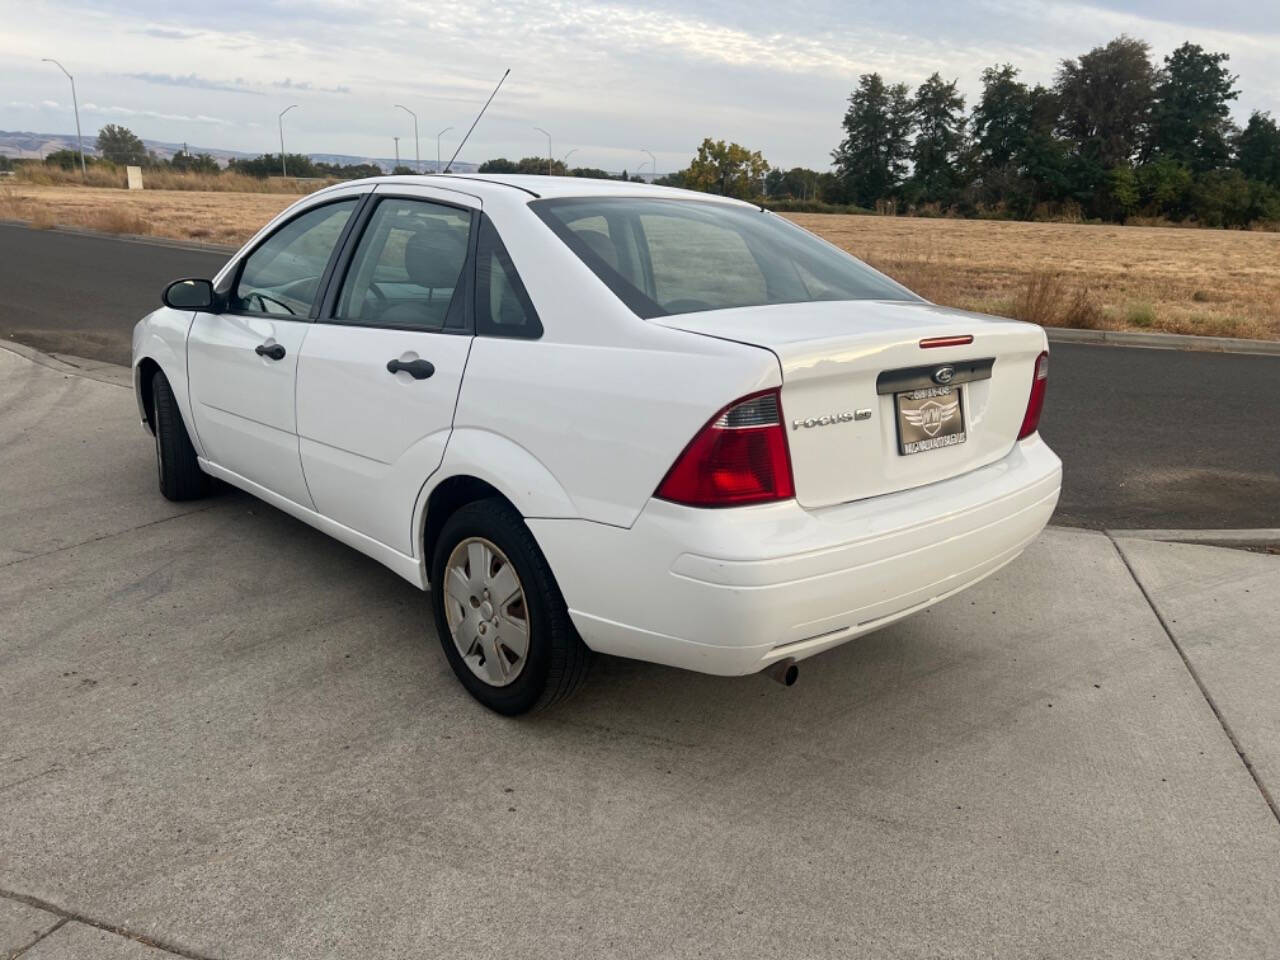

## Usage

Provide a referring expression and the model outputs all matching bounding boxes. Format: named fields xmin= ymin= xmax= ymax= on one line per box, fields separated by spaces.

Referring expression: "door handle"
xmin=255 ymin=342 xmax=286 ymax=361
xmin=386 ymin=358 xmax=435 ymax=380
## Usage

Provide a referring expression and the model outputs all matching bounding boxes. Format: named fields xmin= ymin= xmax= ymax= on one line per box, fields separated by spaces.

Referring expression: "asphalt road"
xmin=1 ymin=221 xmax=1276 ymax=530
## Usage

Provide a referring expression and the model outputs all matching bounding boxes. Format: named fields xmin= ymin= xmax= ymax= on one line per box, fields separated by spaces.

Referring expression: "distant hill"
xmin=0 ymin=130 xmax=479 ymax=173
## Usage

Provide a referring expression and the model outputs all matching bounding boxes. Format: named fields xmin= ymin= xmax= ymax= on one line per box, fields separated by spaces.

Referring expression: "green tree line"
xmin=660 ymin=36 xmax=1280 ymax=228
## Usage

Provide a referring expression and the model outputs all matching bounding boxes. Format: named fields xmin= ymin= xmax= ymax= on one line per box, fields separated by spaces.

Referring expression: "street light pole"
xmin=533 ymin=126 xmax=552 ymax=176
xmin=41 ymin=58 xmax=85 ymax=177
xmin=278 ymin=104 xmax=298 ymax=178
xmin=642 ymin=148 xmax=657 ymax=180
xmin=561 ymin=148 xmax=577 ymax=170
xmin=394 ymin=104 xmax=420 ymax=172
xmin=436 ymin=126 xmax=453 ymax=174
xmin=393 ymin=136 xmax=400 ymax=169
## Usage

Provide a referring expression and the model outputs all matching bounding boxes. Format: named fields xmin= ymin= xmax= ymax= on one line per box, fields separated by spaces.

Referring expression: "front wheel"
xmin=152 ymin=370 xmax=212 ymax=501
xmin=430 ymin=498 xmax=589 ymax=714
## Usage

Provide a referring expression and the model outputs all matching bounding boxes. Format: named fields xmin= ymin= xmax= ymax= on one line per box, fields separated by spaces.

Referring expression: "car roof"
xmin=314 ymin=173 xmax=756 ymax=207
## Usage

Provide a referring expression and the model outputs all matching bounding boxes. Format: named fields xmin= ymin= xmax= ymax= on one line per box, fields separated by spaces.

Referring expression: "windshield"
xmin=530 ymin=196 xmax=920 ymax=319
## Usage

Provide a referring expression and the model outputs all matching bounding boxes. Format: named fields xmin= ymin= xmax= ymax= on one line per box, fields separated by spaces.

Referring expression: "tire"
xmin=430 ymin=498 xmax=590 ymax=715
xmin=152 ymin=370 xmax=212 ymax=501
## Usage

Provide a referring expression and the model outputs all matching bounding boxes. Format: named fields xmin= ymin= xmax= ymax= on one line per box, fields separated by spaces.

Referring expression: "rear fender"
xmin=411 ymin=427 xmax=581 ymax=569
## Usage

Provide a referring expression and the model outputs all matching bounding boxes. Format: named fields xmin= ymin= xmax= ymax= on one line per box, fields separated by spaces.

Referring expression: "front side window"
xmin=531 ymin=197 xmax=919 ymax=319
xmin=336 ymin=198 xmax=473 ymax=331
xmin=233 ymin=199 xmax=358 ymax=316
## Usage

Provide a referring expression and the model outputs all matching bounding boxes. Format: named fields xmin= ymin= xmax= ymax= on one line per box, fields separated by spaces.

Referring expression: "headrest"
xmin=574 ymin=229 xmax=618 ymax=271
xmin=404 ymin=225 xmax=467 ymax=288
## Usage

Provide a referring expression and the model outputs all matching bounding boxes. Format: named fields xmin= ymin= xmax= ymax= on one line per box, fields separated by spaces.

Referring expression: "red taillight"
xmin=1018 ymin=351 xmax=1049 ymax=439
xmin=655 ymin=390 xmax=795 ymax=507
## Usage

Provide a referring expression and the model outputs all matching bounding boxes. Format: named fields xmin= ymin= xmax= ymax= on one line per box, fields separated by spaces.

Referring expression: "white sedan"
xmin=133 ymin=175 xmax=1060 ymax=714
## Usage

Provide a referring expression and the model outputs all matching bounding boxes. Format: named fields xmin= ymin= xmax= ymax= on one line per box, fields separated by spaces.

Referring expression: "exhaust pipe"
xmin=763 ymin=657 xmax=798 ymax=687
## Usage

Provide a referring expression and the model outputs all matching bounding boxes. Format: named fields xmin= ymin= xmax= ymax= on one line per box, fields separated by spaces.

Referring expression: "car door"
xmin=294 ymin=188 xmax=479 ymax=554
xmin=187 ymin=194 xmax=363 ymax=508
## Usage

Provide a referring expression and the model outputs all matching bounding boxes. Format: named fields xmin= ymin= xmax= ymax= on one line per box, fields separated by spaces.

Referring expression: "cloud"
xmin=125 ymin=72 xmax=265 ymax=95
xmin=140 ymin=25 xmax=198 ymax=39
xmin=4 ymin=0 xmax=1278 ymax=169
xmin=80 ymin=102 xmax=234 ymax=125
xmin=272 ymin=78 xmax=352 ymax=94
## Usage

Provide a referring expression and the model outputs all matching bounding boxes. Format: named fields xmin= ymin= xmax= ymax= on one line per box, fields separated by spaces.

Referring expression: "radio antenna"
xmin=443 ymin=68 xmax=510 ymax=174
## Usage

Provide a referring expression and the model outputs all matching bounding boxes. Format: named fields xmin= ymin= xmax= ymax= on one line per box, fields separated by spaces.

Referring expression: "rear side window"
xmin=531 ymin=197 xmax=918 ymax=319
xmin=234 ymin=199 xmax=357 ymax=316
xmin=335 ymin=198 xmax=472 ymax=331
xmin=475 ymin=216 xmax=542 ymax=339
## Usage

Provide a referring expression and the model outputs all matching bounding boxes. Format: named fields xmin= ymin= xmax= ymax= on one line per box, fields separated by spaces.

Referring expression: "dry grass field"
xmin=795 ymin=214 xmax=1280 ymax=341
xmin=1 ymin=183 xmax=299 ymax=245
xmin=3 ymin=180 xmax=1278 ymax=340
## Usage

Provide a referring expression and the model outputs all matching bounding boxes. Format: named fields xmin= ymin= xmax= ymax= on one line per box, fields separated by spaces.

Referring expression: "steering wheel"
xmin=248 ymin=292 xmax=297 ymax=316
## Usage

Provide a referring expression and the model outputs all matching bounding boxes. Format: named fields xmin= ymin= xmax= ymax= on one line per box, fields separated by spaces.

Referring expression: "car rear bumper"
xmin=529 ymin=435 xmax=1062 ymax=676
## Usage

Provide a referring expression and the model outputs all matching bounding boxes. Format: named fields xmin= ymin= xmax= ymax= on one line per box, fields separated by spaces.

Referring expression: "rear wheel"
xmin=152 ymin=370 xmax=212 ymax=501
xmin=430 ymin=498 xmax=589 ymax=714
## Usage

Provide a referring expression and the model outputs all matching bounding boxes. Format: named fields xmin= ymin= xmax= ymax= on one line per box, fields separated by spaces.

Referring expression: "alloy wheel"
xmin=442 ymin=537 xmax=531 ymax=687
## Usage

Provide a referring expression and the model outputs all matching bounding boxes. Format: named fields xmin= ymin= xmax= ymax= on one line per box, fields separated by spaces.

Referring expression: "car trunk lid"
xmin=650 ymin=299 xmax=1048 ymax=509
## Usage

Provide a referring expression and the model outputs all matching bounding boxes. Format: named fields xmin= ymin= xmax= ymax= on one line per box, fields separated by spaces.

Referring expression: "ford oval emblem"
xmin=933 ymin=365 xmax=956 ymax=385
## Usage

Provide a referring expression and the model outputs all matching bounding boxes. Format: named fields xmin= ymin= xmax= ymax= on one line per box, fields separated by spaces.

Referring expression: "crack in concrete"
xmin=6 ymin=915 xmax=66 ymax=959
xmin=0 ymin=891 xmax=218 ymax=960
xmin=0 ymin=505 xmax=219 ymax=571
xmin=1107 ymin=533 xmax=1280 ymax=829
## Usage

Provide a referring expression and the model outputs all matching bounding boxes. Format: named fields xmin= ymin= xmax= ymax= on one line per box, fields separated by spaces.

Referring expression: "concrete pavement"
xmin=2 ymin=344 xmax=1279 ymax=959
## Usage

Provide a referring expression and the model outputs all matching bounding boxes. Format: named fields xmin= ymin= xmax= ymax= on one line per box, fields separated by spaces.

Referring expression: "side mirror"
xmin=163 ymin=278 xmax=217 ymax=311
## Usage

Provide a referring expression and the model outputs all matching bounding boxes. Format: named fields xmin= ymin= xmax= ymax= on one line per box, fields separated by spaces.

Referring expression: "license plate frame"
xmin=894 ymin=385 xmax=966 ymax=456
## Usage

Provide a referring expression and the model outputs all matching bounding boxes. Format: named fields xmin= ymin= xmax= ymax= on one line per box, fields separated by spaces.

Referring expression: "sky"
xmin=1 ymin=0 xmax=1278 ymax=172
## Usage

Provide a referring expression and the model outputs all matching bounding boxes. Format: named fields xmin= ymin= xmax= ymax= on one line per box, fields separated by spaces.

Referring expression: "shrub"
xmin=1011 ymin=271 xmax=1066 ymax=326
xmin=1125 ymin=301 xmax=1156 ymax=327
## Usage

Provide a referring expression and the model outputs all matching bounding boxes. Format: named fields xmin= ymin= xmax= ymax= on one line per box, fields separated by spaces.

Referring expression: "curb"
xmin=1110 ymin=528 xmax=1280 ymax=549
xmin=0 ymin=340 xmax=132 ymax=390
xmin=1045 ymin=326 xmax=1280 ymax=357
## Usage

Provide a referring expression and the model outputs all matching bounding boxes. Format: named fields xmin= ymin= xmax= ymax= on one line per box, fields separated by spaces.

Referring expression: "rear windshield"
xmin=530 ymin=196 xmax=919 ymax=319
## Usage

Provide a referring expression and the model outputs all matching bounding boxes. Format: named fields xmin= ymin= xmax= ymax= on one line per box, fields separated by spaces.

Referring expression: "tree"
xmin=96 ymin=124 xmax=146 ymax=166
xmin=392 ymin=165 xmax=416 ymax=175
xmin=514 ymin=156 xmax=567 ymax=176
xmin=971 ymin=65 xmax=1031 ymax=173
xmin=1103 ymin=164 xmax=1139 ymax=221
xmin=1148 ymin=42 xmax=1239 ymax=172
xmin=1018 ymin=86 xmax=1071 ymax=209
xmin=1055 ymin=36 xmax=1156 ymax=168
xmin=569 ymin=167 xmax=613 ymax=179
xmin=1188 ymin=169 xmax=1256 ymax=227
xmin=170 ymin=151 xmax=220 ymax=174
xmin=1136 ymin=159 xmax=1193 ymax=216
xmin=832 ymin=73 xmax=913 ymax=208
xmin=1235 ymin=112 xmax=1280 ymax=187
xmin=680 ymin=139 xmax=769 ymax=199
xmin=227 ymin=153 xmax=316 ymax=178
xmin=44 ymin=148 xmax=88 ymax=170
xmin=909 ymin=73 xmax=966 ymax=205
xmin=314 ymin=161 xmax=382 ymax=179
xmin=480 ymin=157 xmax=566 ymax=175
